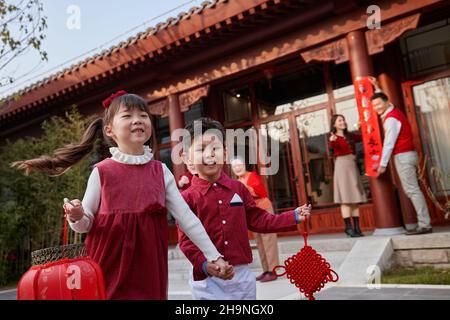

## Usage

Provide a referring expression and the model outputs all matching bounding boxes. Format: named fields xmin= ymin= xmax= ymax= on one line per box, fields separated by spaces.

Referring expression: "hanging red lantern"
xmin=263 ymin=66 xmax=276 ymax=90
xmin=17 ymin=208 xmax=106 ymax=300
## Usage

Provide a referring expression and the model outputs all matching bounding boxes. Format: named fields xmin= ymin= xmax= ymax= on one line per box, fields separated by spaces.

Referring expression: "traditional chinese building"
xmin=1 ymin=0 xmax=449 ymax=244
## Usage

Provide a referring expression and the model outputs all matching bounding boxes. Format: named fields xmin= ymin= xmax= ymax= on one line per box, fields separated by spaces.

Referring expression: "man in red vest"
xmin=371 ymin=92 xmax=432 ymax=235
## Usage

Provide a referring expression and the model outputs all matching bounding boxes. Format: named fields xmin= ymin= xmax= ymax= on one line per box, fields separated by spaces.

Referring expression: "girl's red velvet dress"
xmin=85 ymin=158 xmax=168 ymax=300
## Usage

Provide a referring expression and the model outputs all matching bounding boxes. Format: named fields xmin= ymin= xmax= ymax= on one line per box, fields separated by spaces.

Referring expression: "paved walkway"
xmin=313 ymin=284 xmax=450 ymax=300
xmin=3 ymin=227 xmax=450 ymax=300
xmin=3 ymin=283 xmax=450 ymax=300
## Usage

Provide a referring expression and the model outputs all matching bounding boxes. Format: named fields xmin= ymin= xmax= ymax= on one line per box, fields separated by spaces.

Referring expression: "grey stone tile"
xmin=405 ymin=288 xmax=450 ymax=297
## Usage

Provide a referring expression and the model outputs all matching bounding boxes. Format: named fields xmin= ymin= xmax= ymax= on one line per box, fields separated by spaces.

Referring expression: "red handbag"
xmin=273 ymin=215 xmax=339 ymax=300
xmin=17 ymin=209 xmax=106 ymax=300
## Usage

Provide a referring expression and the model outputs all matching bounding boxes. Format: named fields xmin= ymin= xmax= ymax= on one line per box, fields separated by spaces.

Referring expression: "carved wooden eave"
xmin=300 ymin=38 xmax=349 ymax=64
xmin=149 ymin=100 xmax=168 ymax=117
xmin=366 ymin=13 xmax=420 ymax=55
xmin=179 ymin=85 xmax=210 ymax=112
xmin=149 ymin=85 xmax=209 ymax=117
xmin=300 ymin=13 xmax=421 ymax=64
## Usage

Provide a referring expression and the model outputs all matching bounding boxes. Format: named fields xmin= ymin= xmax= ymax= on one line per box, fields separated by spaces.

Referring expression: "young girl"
xmin=329 ymin=114 xmax=367 ymax=237
xmin=12 ymin=91 xmax=231 ymax=300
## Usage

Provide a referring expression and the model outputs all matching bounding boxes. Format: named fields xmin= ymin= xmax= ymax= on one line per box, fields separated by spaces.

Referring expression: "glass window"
xmin=296 ymin=109 xmax=334 ymax=206
xmin=227 ymin=125 xmax=258 ymax=175
xmin=412 ymin=76 xmax=450 ymax=195
xmin=335 ymin=98 xmax=360 ymax=131
xmin=222 ymin=86 xmax=251 ymax=124
xmin=400 ymin=19 xmax=450 ymax=78
xmin=259 ymin=120 xmax=298 ymax=210
xmin=155 ymin=116 xmax=170 ymax=144
xmin=184 ymin=100 xmax=204 ymax=125
xmin=256 ymin=65 xmax=327 ymax=118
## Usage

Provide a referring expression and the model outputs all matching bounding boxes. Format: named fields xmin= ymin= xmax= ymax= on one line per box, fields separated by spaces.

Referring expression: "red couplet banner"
xmin=353 ymin=77 xmax=383 ymax=177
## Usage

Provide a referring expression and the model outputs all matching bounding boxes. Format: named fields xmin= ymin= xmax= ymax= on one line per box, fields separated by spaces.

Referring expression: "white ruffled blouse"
xmin=109 ymin=145 xmax=154 ymax=165
xmin=68 ymin=146 xmax=222 ymax=263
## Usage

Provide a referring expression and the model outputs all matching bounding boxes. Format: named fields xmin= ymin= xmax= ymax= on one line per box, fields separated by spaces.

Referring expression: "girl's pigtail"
xmin=11 ymin=118 xmax=104 ymax=176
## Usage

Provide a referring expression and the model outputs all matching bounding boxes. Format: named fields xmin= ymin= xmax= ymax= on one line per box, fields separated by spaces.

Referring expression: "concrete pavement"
xmin=3 ymin=228 xmax=450 ymax=300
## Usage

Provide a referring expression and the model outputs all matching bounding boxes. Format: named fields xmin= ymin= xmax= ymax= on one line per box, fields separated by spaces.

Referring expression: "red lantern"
xmin=273 ymin=215 xmax=339 ymax=300
xmin=17 ymin=211 xmax=106 ymax=300
xmin=263 ymin=66 xmax=276 ymax=90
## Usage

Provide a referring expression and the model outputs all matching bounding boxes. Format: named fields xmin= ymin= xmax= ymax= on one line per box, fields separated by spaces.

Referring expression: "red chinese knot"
xmin=273 ymin=215 xmax=339 ymax=300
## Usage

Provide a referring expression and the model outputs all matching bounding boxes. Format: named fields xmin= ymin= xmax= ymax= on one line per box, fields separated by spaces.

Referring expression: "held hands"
xmin=329 ymin=133 xmax=337 ymax=142
xmin=63 ymin=198 xmax=84 ymax=222
xmin=207 ymin=257 xmax=235 ymax=280
xmin=295 ymin=204 xmax=312 ymax=222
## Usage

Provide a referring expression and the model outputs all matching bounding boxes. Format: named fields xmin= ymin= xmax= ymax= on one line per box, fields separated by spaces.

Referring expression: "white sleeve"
xmin=162 ymin=164 xmax=222 ymax=262
xmin=380 ymin=118 xmax=402 ymax=167
xmin=68 ymin=167 xmax=100 ymax=233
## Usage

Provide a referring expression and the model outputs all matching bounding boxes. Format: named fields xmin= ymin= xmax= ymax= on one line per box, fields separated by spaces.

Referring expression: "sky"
xmin=0 ymin=0 xmax=203 ymax=98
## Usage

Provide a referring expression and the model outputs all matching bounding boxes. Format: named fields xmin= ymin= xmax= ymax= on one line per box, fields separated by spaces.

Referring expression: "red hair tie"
xmin=102 ymin=90 xmax=128 ymax=109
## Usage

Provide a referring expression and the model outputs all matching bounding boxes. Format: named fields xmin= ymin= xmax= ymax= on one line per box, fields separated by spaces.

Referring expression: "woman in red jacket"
xmin=231 ymin=158 xmax=280 ymax=282
xmin=329 ymin=114 xmax=367 ymax=237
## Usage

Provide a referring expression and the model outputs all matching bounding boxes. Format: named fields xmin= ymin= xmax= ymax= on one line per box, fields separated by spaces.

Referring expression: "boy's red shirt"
xmin=177 ymin=172 xmax=298 ymax=281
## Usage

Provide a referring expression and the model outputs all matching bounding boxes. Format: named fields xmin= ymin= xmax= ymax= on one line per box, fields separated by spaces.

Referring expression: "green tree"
xmin=0 ymin=107 xmax=93 ymax=285
xmin=0 ymin=0 xmax=48 ymax=87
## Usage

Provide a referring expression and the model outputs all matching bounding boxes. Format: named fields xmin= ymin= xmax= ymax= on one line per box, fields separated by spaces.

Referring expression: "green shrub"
xmin=0 ymin=107 xmax=94 ymax=285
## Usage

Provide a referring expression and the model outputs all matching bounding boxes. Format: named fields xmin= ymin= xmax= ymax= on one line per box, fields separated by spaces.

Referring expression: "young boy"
xmin=177 ymin=117 xmax=311 ymax=300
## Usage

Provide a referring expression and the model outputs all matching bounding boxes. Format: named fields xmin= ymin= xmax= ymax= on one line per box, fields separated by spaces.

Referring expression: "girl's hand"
xmin=329 ymin=133 xmax=337 ymax=142
xmin=205 ymin=261 xmax=234 ymax=280
xmin=211 ymin=257 xmax=235 ymax=280
xmin=63 ymin=199 xmax=84 ymax=222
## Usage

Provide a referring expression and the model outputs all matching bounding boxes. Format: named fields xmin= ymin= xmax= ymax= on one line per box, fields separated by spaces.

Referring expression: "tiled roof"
xmin=4 ymin=0 xmax=228 ymax=100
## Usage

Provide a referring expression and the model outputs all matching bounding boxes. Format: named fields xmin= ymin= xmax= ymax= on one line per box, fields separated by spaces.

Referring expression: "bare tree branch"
xmin=0 ymin=0 xmax=47 ymax=87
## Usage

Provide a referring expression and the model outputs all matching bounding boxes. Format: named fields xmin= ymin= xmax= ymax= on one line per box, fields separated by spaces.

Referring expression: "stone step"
xmin=246 ymin=251 xmax=348 ymax=270
xmin=168 ymin=235 xmax=353 ymax=281
xmin=275 ymin=237 xmax=356 ymax=253
xmin=168 ymin=235 xmax=356 ymax=261
xmin=168 ymin=250 xmax=349 ymax=280
xmin=338 ymin=236 xmax=394 ymax=286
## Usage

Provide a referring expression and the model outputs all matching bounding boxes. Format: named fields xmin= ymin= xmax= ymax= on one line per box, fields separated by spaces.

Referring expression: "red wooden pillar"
xmin=377 ymin=45 xmax=418 ymax=230
xmin=346 ymin=30 xmax=404 ymax=235
xmin=168 ymin=93 xmax=185 ymax=182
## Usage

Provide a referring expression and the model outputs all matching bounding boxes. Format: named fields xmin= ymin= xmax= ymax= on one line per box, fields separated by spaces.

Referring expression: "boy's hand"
xmin=208 ymin=257 xmax=235 ymax=280
xmin=295 ymin=204 xmax=312 ymax=222
xmin=63 ymin=199 xmax=84 ymax=222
